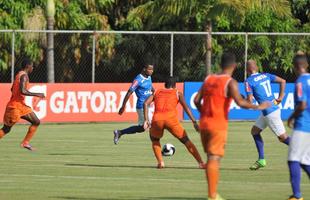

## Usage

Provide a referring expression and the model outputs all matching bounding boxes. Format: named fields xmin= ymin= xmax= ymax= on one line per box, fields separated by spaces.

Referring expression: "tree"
xmin=126 ymin=0 xmax=292 ymax=76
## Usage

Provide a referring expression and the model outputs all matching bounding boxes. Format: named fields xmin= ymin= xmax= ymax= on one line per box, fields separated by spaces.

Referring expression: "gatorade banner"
xmin=0 ymin=83 xmax=184 ymax=123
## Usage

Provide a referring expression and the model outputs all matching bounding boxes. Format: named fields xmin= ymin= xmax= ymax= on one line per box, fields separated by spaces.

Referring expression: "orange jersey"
xmin=152 ymin=88 xmax=179 ymax=121
xmin=8 ymin=71 xmax=29 ymax=105
xmin=200 ymin=74 xmax=233 ymax=131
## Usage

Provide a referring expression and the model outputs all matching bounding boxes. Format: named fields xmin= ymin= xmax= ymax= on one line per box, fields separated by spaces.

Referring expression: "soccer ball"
xmin=162 ymin=143 xmax=175 ymax=156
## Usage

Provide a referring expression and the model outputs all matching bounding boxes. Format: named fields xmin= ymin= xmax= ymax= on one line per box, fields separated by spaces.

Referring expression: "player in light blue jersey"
xmin=113 ymin=64 xmax=154 ymax=145
xmin=245 ymin=60 xmax=290 ymax=170
xmin=287 ymin=53 xmax=310 ymax=200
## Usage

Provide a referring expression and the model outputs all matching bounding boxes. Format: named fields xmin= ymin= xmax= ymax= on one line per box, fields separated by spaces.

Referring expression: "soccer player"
xmin=194 ymin=53 xmax=270 ymax=200
xmin=0 ymin=58 xmax=45 ymax=151
xmin=287 ymin=53 xmax=310 ymax=200
xmin=245 ymin=59 xmax=290 ymax=170
xmin=113 ymin=64 xmax=154 ymax=144
xmin=143 ymin=77 xmax=204 ymax=169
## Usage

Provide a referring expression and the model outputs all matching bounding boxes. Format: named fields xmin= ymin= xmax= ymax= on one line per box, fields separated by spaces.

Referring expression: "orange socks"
xmin=22 ymin=125 xmax=38 ymax=144
xmin=206 ymin=159 xmax=220 ymax=198
xmin=152 ymin=141 xmax=163 ymax=165
xmin=185 ymin=141 xmax=203 ymax=164
xmin=0 ymin=129 xmax=5 ymax=139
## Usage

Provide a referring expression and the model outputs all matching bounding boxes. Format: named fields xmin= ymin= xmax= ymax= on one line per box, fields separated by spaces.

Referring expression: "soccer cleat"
xmin=20 ymin=142 xmax=35 ymax=151
xmin=249 ymin=159 xmax=266 ymax=170
xmin=288 ymin=195 xmax=304 ymax=200
xmin=208 ymin=194 xmax=226 ymax=200
xmin=113 ymin=130 xmax=121 ymax=145
xmin=157 ymin=162 xmax=165 ymax=169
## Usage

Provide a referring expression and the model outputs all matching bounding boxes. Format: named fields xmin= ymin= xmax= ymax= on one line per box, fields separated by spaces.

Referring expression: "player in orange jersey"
xmin=0 ymin=58 xmax=45 ymax=151
xmin=194 ymin=53 xmax=270 ymax=200
xmin=143 ymin=77 xmax=204 ymax=169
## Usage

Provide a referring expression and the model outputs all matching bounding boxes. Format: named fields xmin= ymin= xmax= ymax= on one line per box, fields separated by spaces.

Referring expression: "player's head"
xmin=220 ymin=52 xmax=237 ymax=71
xmin=293 ymin=52 xmax=308 ymax=76
xmin=21 ymin=58 xmax=34 ymax=73
xmin=165 ymin=77 xmax=176 ymax=89
xmin=142 ymin=64 xmax=154 ymax=76
xmin=246 ymin=59 xmax=258 ymax=75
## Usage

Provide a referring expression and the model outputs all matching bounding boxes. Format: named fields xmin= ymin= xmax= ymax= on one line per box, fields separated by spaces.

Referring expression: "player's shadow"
xmin=65 ymin=163 xmax=200 ymax=170
xmin=52 ymin=197 xmax=208 ymax=200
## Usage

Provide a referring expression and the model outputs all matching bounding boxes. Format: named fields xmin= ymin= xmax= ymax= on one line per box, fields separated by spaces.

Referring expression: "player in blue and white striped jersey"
xmin=113 ymin=64 xmax=154 ymax=145
xmin=245 ymin=60 xmax=290 ymax=170
xmin=287 ymin=53 xmax=310 ymax=200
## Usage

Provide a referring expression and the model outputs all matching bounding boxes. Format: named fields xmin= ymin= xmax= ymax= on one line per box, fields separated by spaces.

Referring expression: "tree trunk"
xmin=205 ymin=20 xmax=212 ymax=75
xmin=47 ymin=0 xmax=55 ymax=83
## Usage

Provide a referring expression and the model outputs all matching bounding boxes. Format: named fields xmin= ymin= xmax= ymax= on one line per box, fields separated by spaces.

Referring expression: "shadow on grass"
xmin=51 ymin=196 xmax=208 ymax=200
xmin=48 ymin=153 xmax=102 ymax=156
xmin=65 ymin=163 xmax=200 ymax=170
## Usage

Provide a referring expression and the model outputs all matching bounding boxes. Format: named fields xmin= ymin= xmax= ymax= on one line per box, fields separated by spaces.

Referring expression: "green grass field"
xmin=0 ymin=122 xmax=309 ymax=200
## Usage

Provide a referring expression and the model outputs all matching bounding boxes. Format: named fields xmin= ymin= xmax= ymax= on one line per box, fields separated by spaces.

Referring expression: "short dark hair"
xmin=21 ymin=58 xmax=33 ymax=69
xmin=221 ymin=52 xmax=236 ymax=69
xmin=143 ymin=64 xmax=154 ymax=69
xmin=165 ymin=77 xmax=176 ymax=88
xmin=293 ymin=54 xmax=308 ymax=66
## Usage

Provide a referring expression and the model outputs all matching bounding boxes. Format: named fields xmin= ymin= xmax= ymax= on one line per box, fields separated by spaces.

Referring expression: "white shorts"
xmin=254 ymin=109 xmax=286 ymax=137
xmin=136 ymin=105 xmax=154 ymax=126
xmin=288 ymin=130 xmax=310 ymax=165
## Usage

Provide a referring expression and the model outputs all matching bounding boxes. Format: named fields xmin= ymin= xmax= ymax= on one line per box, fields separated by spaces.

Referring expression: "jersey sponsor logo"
xmin=144 ymin=90 xmax=152 ymax=95
xmin=253 ymin=74 xmax=267 ymax=82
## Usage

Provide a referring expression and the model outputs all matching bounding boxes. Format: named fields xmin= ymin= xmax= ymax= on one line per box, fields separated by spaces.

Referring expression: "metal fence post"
xmin=244 ymin=33 xmax=248 ymax=81
xmin=170 ymin=33 xmax=174 ymax=77
xmin=92 ymin=32 xmax=96 ymax=83
xmin=11 ymin=30 xmax=15 ymax=83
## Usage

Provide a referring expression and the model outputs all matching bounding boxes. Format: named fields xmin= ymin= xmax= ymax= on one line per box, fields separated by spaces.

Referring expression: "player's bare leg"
xmin=150 ymin=135 xmax=164 ymax=169
xmin=20 ymin=112 xmax=40 ymax=151
xmin=179 ymin=135 xmax=204 ymax=169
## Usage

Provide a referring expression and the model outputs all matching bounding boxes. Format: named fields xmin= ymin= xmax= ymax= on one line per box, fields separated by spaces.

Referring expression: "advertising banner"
xmin=184 ymin=82 xmax=295 ymax=120
xmin=0 ymin=83 xmax=184 ymax=123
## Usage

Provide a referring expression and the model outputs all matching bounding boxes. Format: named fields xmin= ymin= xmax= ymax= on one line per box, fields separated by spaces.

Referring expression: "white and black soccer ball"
xmin=162 ymin=143 xmax=176 ymax=156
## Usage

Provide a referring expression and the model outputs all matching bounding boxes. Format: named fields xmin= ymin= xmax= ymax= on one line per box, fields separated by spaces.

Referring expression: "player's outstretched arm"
xmin=288 ymin=101 xmax=306 ymax=128
xmin=274 ymin=76 xmax=286 ymax=103
xmin=228 ymin=79 xmax=270 ymax=110
xmin=118 ymin=90 xmax=133 ymax=115
xmin=143 ymin=95 xmax=154 ymax=129
xmin=193 ymin=87 xmax=203 ymax=113
xmin=19 ymin=75 xmax=45 ymax=98
xmin=179 ymin=91 xmax=199 ymax=132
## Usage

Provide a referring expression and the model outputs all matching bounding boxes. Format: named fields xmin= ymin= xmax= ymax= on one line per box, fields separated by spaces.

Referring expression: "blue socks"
xmin=120 ymin=125 xmax=145 ymax=135
xmin=282 ymin=136 xmax=290 ymax=145
xmin=301 ymin=164 xmax=310 ymax=178
xmin=252 ymin=134 xmax=264 ymax=160
xmin=288 ymin=161 xmax=302 ymax=198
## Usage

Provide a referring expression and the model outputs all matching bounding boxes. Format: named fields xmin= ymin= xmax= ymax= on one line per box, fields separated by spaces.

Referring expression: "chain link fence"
xmin=0 ymin=30 xmax=309 ymax=83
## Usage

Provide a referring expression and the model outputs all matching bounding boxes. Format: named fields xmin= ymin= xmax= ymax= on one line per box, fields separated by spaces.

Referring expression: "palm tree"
xmin=46 ymin=0 xmax=55 ymax=83
xmin=126 ymin=0 xmax=291 ymax=75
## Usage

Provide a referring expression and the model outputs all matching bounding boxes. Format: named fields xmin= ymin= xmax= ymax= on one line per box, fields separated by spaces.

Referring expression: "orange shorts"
xmin=150 ymin=117 xmax=185 ymax=139
xmin=200 ymin=129 xmax=227 ymax=157
xmin=3 ymin=102 xmax=33 ymax=126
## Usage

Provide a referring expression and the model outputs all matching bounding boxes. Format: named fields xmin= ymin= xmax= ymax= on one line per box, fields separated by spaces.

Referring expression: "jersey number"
xmin=260 ymin=80 xmax=272 ymax=97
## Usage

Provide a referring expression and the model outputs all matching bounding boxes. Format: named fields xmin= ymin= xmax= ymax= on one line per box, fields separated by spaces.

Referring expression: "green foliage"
xmin=0 ymin=0 xmax=309 ymax=82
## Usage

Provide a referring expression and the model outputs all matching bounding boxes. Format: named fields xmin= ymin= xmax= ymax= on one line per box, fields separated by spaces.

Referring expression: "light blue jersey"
xmin=245 ymin=73 xmax=279 ymax=116
xmin=294 ymin=73 xmax=310 ymax=133
xmin=129 ymin=74 xmax=153 ymax=109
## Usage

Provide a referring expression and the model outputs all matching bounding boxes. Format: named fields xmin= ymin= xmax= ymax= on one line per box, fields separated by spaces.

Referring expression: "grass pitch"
xmin=0 ymin=122 xmax=309 ymax=200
